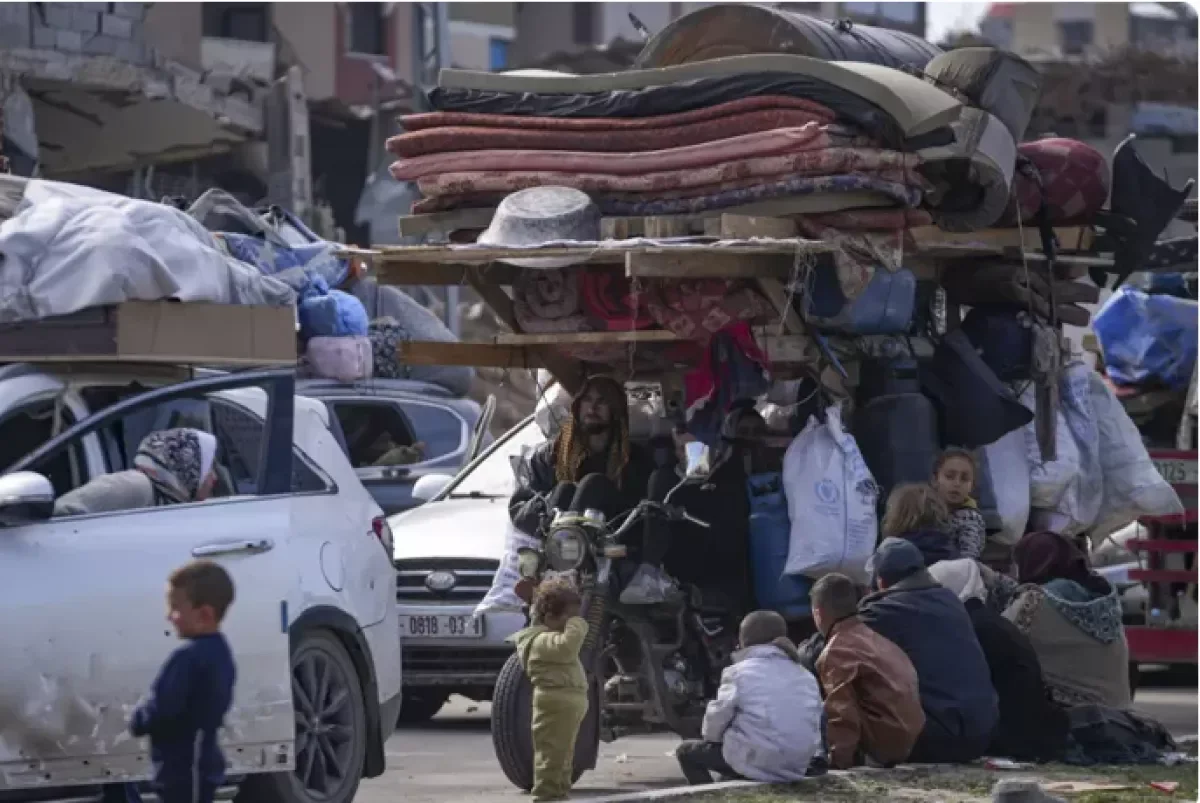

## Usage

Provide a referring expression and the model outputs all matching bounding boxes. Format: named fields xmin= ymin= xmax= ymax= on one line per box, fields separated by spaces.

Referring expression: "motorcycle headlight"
xmin=545 ymin=525 xmax=588 ymax=572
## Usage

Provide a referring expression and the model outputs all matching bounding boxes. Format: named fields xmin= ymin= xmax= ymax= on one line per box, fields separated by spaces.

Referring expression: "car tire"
xmin=490 ymin=652 xmax=597 ymax=791
xmin=1129 ymin=661 xmax=1139 ymax=699
xmin=238 ymin=630 xmax=368 ymax=803
xmin=397 ymin=690 xmax=449 ymax=725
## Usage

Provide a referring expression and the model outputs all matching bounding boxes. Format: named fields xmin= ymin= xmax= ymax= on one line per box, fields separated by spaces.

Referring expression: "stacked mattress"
xmin=389 ymin=54 xmax=968 ymax=227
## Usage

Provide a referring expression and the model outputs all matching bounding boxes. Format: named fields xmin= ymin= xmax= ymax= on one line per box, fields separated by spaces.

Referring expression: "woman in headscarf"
xmin=929 ymin=559 xmax=1068 ymax=761
xmin=54 ymin=428 xmax=219 ymax=517
xmin=1002 ymin=531 xmax=1131 ymax=709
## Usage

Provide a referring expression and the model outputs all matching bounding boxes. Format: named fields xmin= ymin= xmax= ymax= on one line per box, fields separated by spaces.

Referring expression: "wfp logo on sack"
xmin=815 ymin=479 xmax=841 ymax=506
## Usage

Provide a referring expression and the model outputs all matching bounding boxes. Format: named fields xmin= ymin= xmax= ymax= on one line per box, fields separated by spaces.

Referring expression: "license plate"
xmin=400 ymin=614 xmax=483 ymax=639
xmin=1152 ymin=458 xmax=1198 ymax=486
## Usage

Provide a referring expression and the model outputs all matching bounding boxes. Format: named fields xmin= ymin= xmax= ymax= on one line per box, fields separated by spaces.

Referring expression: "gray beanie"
xmin=873 ymin=538 xmax=926 ymax=588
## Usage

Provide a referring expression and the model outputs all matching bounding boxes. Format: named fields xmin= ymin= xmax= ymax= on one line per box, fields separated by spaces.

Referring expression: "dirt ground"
xmin=689 ymin=759 xmax=1198 ymax=803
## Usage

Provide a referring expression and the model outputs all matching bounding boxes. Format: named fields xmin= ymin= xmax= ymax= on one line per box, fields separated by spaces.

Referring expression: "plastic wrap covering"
xmin=634 ymin=4 xmax=942 ymax=70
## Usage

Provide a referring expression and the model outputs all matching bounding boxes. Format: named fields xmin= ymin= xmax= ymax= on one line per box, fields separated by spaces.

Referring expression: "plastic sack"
xmin=978 ymin=424 xmax=1030 ymax=546
xmin=474 ymin=521 xmax=542 ymax=616
xmin=782 ymin=405 xmax=879 ymax=584
xmin=1023 ymin=363 xmax=1104 ymax=536
xmin=306 ymin=336 xmax=373 ymax=383
xmin=747 ymin=471 xmax=813 ymax=615
xmin=1087 ymin=371 xmax=1184 ymax=540
xmin=297 ymin=276 xmax=369 ymax=339
xmin=1093 ymin=286 xmax=1198 ymax=391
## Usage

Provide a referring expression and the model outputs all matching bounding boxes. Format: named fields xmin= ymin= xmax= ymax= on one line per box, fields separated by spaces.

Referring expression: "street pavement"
xmin=355 ymin=671 xmax=1198 ymax=803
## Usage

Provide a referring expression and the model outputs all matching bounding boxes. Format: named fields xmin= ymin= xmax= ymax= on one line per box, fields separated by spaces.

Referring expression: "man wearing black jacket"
xmin=509 ymin=376 xmax=674 ymax=603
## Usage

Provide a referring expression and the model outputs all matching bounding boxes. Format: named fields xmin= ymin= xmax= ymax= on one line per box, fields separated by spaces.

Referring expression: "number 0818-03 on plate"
xmin=400 ymin=613 xmax=485 ymax=638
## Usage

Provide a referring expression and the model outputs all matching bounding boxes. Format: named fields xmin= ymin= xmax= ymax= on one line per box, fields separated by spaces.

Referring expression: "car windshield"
xmin=443 ymin=416 xmax=546 ymax=500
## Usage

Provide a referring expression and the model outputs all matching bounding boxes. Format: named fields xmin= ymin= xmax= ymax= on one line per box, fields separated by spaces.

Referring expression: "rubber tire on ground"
xmin=397 ymin=690 xmax=449 ymax=725
xmin=237 ymin=630 xmax=368 ymax=803
xmin=490 ymin=652 xmax=599 ymax=791
xmin=1129 ymin=661 xmax=1139 ymax=700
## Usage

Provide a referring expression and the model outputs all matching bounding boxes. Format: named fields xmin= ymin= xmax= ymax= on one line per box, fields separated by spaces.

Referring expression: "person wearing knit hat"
xmin=859 ymin=539 xmax=999 ymax=765
xmin=508 ymin=375 xmax=676 ymax=603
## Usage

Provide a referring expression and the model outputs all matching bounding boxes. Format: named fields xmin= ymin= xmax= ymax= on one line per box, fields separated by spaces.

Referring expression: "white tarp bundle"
xmin=0 ymin=179 xmax=294 ymax=324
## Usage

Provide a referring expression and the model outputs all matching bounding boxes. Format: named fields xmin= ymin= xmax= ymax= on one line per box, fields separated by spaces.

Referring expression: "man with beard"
xmin=509 ymin=375 xmax=675 ymax=603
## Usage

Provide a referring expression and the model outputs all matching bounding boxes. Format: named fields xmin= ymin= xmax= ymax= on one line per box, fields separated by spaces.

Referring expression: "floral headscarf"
xmin=134 ymin=428 xmax=218 ymax=504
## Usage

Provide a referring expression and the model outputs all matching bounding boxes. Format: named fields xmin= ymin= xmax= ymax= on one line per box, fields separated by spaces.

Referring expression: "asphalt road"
xmin=356 ymin=671 xmax=1198 ymax=803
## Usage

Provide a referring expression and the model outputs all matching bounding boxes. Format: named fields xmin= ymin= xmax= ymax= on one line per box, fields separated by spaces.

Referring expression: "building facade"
xmin=980 ymin=1 xmax=1196 ymax=59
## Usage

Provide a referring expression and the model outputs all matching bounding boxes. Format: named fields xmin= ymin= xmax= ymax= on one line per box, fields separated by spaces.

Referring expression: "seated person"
xmin=55 ymin=428 xmax=218 ymax=517
xmin=675 ymin=610 xmax=822 ymax=784
xmin=1003 ymin=531 xmax=1132 ymax=709
xmin=876 ymin=483 xmax=960 ymax=569
xmin=929 ymin=559 xmax=1068 ymax=762
xmin=810 ymin=573 xmax=925 ymax=769
xmin=507 ymin=376 xmax=673 ymax=603
xmin=859 ymin=539 xmax=998 ymax=764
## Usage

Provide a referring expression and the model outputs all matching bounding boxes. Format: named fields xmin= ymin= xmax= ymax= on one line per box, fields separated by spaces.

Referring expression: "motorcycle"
xmin=490 ymin=450 xmax=739 ymax=791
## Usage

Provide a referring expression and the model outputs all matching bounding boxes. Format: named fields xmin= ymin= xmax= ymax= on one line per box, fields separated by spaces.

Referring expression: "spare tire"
xmin=635 ymin=4 xmax=942 ymax=71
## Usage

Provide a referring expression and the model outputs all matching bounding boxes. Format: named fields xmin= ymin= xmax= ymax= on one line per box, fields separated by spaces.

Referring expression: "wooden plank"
xmin=707 ymin=214 xmax=800 ymax=240
xmin=756 ymin=278 xmax=803 ymax=336
xmin=376 ymin=241 xmax=815 ymax=266
xmin=495 ymin=330 xmax=682 ymax=346
xmin=374 ymin=261 xmax=519 ymax=286
xmin=462 ymin=264 xmax=584 ymax=393
xmin=909 ymin=225 xmax=1094 ymax=254
xmin=397 ymin=207 xmax=494 ymax=238
xmin=625 ymin=251 xmax=796 ymax=280
xmin=397 ymin=341 xmax=544 ymax=369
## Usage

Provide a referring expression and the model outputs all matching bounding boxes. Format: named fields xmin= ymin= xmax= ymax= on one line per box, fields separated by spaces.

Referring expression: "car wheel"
xmin=397 ymin=690 xmax=449 ymax=725
xmin=1129 ymin=661 xmax=1140 ymax=700
xmin=238 ymin=630 xmax=368 ymax=803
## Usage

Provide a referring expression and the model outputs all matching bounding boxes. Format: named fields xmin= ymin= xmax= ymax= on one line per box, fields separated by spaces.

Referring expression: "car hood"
xmin=390 ymin=497 xmax=513 ymax=562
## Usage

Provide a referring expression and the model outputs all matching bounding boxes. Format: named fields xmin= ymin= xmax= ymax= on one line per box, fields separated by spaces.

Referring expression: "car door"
xmin=326 ymin=396 xmax=469 ymax=515
xmin=0 ymin=370 xmax=298 ymax=791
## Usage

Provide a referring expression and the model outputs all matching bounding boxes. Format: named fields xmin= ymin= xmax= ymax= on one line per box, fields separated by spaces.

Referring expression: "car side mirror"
xmin=0 ymin=472 xmax=55 ymax=526
xmin=412 ymin=473 xmax=454 ymax=503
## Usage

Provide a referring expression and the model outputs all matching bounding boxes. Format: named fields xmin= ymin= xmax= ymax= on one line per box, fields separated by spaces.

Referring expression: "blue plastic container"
xmin=805 ymin=261 xmax=917 ymax=335
xmin=747 ymin=471 xmax=813 ymax=617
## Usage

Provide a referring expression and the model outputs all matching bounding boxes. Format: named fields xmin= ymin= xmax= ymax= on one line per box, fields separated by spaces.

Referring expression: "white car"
xmin=388 ymin=413 xmax=546 ymax=721
xmin=0 ymin=366 xmax=401 ymax=803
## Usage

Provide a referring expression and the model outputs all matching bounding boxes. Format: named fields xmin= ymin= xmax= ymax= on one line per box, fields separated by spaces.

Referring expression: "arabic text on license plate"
xmin=402 ymin=614 xmax=483 ymax=639
xmin=1152 ymin=459 xmax=1198 ymax=486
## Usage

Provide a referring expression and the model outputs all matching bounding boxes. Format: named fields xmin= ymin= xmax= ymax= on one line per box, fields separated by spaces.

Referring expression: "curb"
xmin=585 ymin=780 xmax=762 ymax=802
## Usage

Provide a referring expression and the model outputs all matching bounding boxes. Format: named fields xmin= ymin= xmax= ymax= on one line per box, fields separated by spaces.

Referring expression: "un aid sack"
xmin=782 ymin=405 xmax=879 ymax=584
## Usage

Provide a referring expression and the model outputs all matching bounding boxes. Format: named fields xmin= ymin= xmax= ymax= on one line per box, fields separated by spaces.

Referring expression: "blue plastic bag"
xmin=1093 ymin=286 xmax=1198 ymax=390
xmin=746 ymin=471 xmax=812 ymax=616
xmin=297 ymin=276 xmax=369 ymax=339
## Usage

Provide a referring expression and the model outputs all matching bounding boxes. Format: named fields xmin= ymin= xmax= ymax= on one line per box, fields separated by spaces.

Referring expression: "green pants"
xmin=530 ymin=686 xmax=589 ymax=801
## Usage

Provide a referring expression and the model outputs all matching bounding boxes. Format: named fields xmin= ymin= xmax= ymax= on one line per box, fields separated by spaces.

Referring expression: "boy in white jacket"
xmin=675 ymin=610 xmax=824 ymax=784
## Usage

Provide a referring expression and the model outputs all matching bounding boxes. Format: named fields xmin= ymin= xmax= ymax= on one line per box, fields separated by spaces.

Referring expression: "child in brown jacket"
xmin=810 ymin=573 xmax=925 ymax=769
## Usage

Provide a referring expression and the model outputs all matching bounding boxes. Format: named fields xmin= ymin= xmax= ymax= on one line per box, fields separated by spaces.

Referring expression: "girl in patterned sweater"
xmin=932 ymin=449 xmax=987 ymax=560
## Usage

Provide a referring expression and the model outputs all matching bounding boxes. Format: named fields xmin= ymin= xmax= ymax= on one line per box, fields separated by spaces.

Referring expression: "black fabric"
xmin=662 ymin=458 xmax=753 ymax=614
xmin=900 ymin=529 xmax=961 ymax=568
xmin=508 ymin=440 xmax=654 ymax=538
xmin=964 ymin=598 xmax=1069 ymax=761
xmin=569 ymin=473 xmax=622 ymax=516
xmin=676 ymin=740 xmax=740 ymax=785
xmin=1061 ymin=704 xmax=1176 ymax=766
xmin=921 ymin=328 xmax=1034 ymax=449
xmin=859 ymin=572 xmax=998 ymax=761
xmin=960 ymin=306 xmax=1035 ymax=383
xmin=429 ymin=72 xmax=912 ymax=147
xmin=129 ymin=633 xmax=236 ymax=802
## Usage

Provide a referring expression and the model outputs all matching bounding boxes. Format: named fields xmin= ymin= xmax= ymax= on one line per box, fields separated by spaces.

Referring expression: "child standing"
xmin=932 ymin=449 xmax=987 ymax=561
xmin=131 ymin=560 xmax=237 ymax=803
xmin=511 ymin=578 xmax=590 ymax=802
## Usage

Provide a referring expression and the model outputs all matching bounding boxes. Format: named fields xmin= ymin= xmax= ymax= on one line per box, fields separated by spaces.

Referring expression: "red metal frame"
xmin=1126 ymin=449 xmax=1197 ymax=666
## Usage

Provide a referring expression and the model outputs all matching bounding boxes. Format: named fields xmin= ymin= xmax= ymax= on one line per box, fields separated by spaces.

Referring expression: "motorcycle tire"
xmin=491 ymin=652 xmax=600 ymax=791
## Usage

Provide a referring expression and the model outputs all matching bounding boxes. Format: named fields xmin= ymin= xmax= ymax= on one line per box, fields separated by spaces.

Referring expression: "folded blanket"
xmin=412 ymin=147 xmax=923 ymax=197
xmin=389 ymin=109 xmax=838 ymax=158
xmin=801 ymin=208 xmax=933 ymax=231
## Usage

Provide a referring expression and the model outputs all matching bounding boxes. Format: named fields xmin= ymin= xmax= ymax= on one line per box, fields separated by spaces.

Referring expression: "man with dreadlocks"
xmin=509 ymin=375 xmax=676 ymax=604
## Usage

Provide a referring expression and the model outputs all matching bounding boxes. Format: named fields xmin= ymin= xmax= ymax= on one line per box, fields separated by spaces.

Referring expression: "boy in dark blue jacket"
xmin=130 ymin=559 xmax=237 ymax=803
